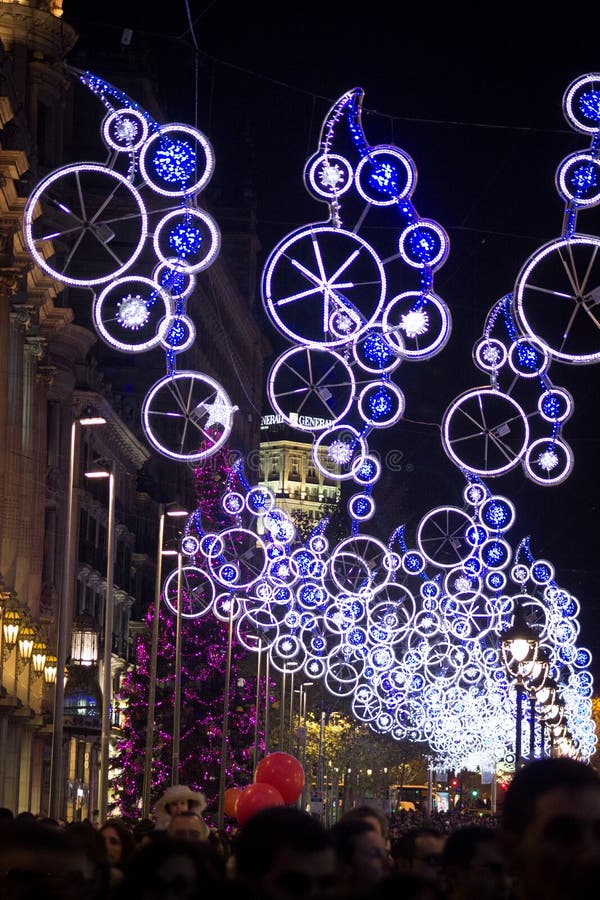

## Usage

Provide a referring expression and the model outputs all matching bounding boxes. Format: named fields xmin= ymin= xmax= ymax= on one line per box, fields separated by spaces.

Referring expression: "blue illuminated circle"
xmin=563 ymin=73 xmax=600 ymax=134
xmin=160 ymin=315 xmax=196 ymax=353
xmin=358 ymin=381 xmax=405 ymax=427
xmin=480 ymin=497 xmax=515 ymax=531
xmin=139 ymin=123 xmax=215 ymax=196
xmin=353 ymin=328 xmax=401 ymax=374
xmin=399 ymin=220 xmax=449 ymax=270
xmin=538 ymin=388 xmax=573 ymax=423
xmin=348 ymin=492 xmax=375 ymax=521
xmin=153 ymin=208 xmax=221 ymax=274
xmin=354 ymin=145 xmax=416 ymax=206
xmin=556 ymin=152 xmax=600 ymax=206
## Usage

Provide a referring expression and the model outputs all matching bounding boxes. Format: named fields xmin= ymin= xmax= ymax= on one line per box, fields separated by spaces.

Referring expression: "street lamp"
xmin=84 ymin=458 xmax=116 ymax=823
xmin=501 ymin=611 xmax=540 ymax=771
xmin=141 ymin=503 xmax=188 ymax=817
xmin=524 ymin=648 xmax=549 ymax=761
xmin=49 ymin=405 xmax=106 ymax=821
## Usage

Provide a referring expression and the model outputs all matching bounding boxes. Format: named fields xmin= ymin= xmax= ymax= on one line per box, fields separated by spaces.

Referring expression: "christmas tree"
xmin=111 ymin=448 xmax=269 ymax=822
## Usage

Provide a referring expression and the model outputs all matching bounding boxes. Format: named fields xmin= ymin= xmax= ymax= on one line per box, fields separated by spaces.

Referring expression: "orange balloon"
xmin=235 ymin=781 xmax=285 ymax=826
xmin=223 ymin=786 xmax=242 ymax=818
xmin=254 ymin=751 xmax=305 ymax=805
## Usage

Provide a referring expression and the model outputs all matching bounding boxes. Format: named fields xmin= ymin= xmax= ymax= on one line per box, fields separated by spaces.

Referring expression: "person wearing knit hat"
xmin=153 ymin=784 xmax=208 ymax=831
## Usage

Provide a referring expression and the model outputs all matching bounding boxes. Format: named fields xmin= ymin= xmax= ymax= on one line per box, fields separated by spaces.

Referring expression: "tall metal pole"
xmin=252 ymin=638 xmax=262 ymax=773
xmin=142 ymin=506 xmax=165 ymax=818
xmin=217 ymin=596 xmax=234 ymax=828
xmin=99 ymin=464 xmax=116 ymax=823
xmin=288 ymin=670 xmax=295 ymax=754
xmin=49 ymin=420 xmax=77 ymax=820
xmin=171 ymin=553 xmax=183 ymax=785
xmin=263 ymin=651 xmax=271 ymax=755
xmin=279 ymin=667 xmax=287 ymax=751
xmin=515 ymin=679 xmax=523 ymax=771
xmin=529 ymin=691 xmax=536 ymax=761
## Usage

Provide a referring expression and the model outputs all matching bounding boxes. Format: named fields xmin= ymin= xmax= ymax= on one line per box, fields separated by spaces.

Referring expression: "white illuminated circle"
xmin=463 ymin=482 xmax=487 ymax=506
xmin=162 ymin=565 xmax=215 ymax=618
xmin=102 ymin=108 xmax=150 ymax=152
xmin=313 ymin=425 xmax=367 ymax=480
xmin=212 ymin=592 xmax=242 ymax=623
xmin=142 ymin=371 xmax=235 ymax=462
xmin=442 ymin=388 xmax=530 ymax=476
xmin=357 ymin=381 xmax=405 ymax=427
xmin=416 ymin=506 xmax=474 ymax=569
xmin=479 ymin=495 xmax=515 ymax=531
xmin=398 ymin=220 xmax=449 ymax=270
xmin=268 ymin=346 xmax=355 ymax=430
xmin=153 ymin=210 xmax=220 ymax=278
xmin=514 ymin=236 xmax=600 ymax=364
xmin=474 ymin=338 xmax=508 ymax=372
xmin=24 ymin=163 xmax=148 ymax=286
xmin=181 ymin=534 xmax=201 ymax=557
xmin=382 ymin=291 xmax=451 ymax=359
xmin=523 ymin=437 xmax=574 ymax=485
xmin=479 ymin=538 xmax=512 ymax=570
xmin=139 ymin=123 xmax=215 ymax=196
xmin=354 ymin=145 xmax=417 ymax=206
xmin=563 ymin=73 xmax=600 ymax=133
xmin=222 ymin=492 xmax=245 ymax=515
xmin=304 ymin=152 xmax=354 ymax=200
xmin=530 ymin=559 xmax=555 ymax=585
xmin=556 ymin=152 xmax=600 ymax=206
xmin=93 ymin=277 xmax=171 ymax=352
xmin=262 ymin=224 xmax=386 ymax=347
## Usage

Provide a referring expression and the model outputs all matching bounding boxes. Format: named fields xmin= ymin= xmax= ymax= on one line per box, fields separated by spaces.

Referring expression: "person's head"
xmin=371 ymin=871 xmax=445 ymax=900
xmin=133 ymin=818 xmax=156 ymax=848
xmin=167 ymin=810 xmax=210 ymax=842
xmin=501 ymin=756 xmax=600 ymax=900
xmin=99 ymin=818 xmax=136 ymax=867
xmin=154 ymin=785 xmax=207 ymax=830
xmin=338 ymin=804 xmax=389 ymax=841
xmin=331 ymin=817 xmax=392 ymax=889
xmin=441 ymin=825 xmax=510 ymax=900
xmin=114 ymin=836 xmax=222 ymax=900
xmin=231 ymin=805 xmax=337 ymax=900
xmin=0 ymin=818 xmax=107 ymax=900
xmin=391 ymin=827 xmax=446 ymax=886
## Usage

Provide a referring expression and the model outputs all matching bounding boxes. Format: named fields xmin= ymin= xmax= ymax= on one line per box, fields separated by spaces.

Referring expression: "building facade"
xmin=0 ymin=0 xmax=268 ymax=817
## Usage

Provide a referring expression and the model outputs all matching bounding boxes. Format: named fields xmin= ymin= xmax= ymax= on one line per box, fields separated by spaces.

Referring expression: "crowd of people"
xmin=1 ymin=757 xmax=599 ymax=900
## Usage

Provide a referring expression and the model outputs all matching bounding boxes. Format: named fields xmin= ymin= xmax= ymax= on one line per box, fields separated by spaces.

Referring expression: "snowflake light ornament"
xmin=116 ymin=293 xmax=150 ymax=330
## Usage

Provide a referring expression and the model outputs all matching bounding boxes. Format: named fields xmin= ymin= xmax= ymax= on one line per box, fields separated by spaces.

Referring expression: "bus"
xmin=390 ymin=783 xmax=449 ymax=813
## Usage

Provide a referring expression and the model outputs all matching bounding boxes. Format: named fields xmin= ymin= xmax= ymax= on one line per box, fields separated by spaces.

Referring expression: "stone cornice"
xmin=0 ymin=5 xmax=77 ymax=60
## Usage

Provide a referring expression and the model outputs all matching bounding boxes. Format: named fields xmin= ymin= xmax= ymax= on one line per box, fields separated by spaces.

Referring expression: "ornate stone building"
xmin=0 ymin=0 xmax=268 ymax=817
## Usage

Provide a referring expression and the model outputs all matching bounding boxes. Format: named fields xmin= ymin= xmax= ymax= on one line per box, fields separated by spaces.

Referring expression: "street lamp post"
xmin=217 ymin=593 xmax=234 ymax=828
xmin=86 ymin=459 xmax=116 ymax=823
xmin=500 ymin=611 xmax=540 ymax=772
xmin=171 ymin=551 xmax=183 ymax=786
xmin=142 ymin=504 xmax=165 ymax=819
xmin=50 ymin=408 xmax=105 ymax=821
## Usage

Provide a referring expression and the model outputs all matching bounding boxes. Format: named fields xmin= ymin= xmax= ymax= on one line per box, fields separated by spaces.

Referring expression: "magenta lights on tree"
xmin=111 ymin=447 xmax=274 ymax=821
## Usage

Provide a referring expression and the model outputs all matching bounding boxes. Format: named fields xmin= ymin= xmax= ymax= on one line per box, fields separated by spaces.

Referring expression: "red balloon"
xmin=223 ymin=786 xmax=242 ymax=818
xmin=254 ymin=752 xmax=305 ymax=805
xmin=235 ymin=782 xmax=285 ymax=826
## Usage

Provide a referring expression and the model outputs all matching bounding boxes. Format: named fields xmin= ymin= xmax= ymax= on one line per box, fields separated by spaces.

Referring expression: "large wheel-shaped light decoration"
xmin=206 ymin=527 xmax=267 ymax=589
xmin=513 ymin=235 xmax=600 ymax=364
xmin=93 ymin=276 xmax=172 ymax=352
xmin=262 ymin=224 xmax=386 ymax=347
xmin=139 ymin=124 xmax=215 ymax=196
xmin=142 ymin=371 xmax=235 ymax=462
xmin=162 ymin=565 xmax=215 ymax=618
xmin=382 ymin=291 xmax=451 ymax=359
xmin=24 ymin=162 xmax=148 ymax=286
xmin=442 ymin=388 xmax=530 ymax=476
xmin=267 ymin=346 xmax=356 ymax=430
xmin=153 ymin=208 xmax=221 ymax=273
xmin=328 ymin=535 xmax=392 ymax=596
xmin=416 ymin=506 xmax=475 ymax=569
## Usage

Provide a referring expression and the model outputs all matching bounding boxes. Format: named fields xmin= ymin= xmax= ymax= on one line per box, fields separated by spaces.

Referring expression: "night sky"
xmin=63 ymin=2 xmax=600 ymax=676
